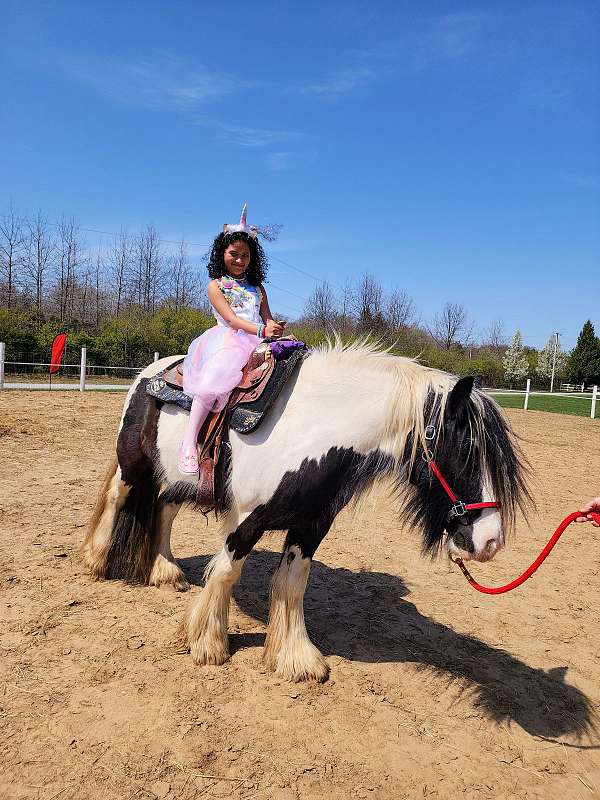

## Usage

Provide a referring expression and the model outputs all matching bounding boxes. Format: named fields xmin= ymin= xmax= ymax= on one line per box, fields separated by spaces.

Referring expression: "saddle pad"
xmin=230 ymin=347 xmax=306 ymax=433
xmin=145 ymin=348 xmax=307 ymax=434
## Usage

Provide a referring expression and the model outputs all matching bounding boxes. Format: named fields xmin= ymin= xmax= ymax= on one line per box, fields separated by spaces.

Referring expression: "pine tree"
xmin=569 ymin=320 xmax=600 ymax=385
xmin=536 ymin=335 xmax=567 ymax=381
xmin=503 ymin=330 xmax=529 ymax=386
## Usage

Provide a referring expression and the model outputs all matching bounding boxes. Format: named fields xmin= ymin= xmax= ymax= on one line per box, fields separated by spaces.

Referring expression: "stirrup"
xmin=178 ymin=445 xmax=199 ymax=475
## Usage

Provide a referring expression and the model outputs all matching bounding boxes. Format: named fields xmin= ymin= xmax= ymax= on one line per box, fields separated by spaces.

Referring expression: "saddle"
xmin=146 ymin=339 xmax=307 ymax=511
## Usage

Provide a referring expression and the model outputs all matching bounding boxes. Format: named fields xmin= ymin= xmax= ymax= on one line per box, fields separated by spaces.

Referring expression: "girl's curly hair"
xmin=206 ymin=231 xmax=268 ymax=286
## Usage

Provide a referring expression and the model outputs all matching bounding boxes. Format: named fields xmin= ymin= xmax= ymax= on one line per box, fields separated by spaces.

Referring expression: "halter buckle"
xmin=424 ymin=424 xmax=436 ymax=441
xmin=450 ymin=501 xmax=468 ymax=518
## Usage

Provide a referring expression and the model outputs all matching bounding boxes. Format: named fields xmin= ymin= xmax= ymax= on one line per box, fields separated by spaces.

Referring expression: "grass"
xmin=490 ymin=392 xmax=598 ymax=418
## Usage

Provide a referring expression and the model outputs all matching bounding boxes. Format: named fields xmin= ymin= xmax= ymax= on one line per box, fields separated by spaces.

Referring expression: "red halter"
xmin=422 ymin=425 xmax=500 ymax=520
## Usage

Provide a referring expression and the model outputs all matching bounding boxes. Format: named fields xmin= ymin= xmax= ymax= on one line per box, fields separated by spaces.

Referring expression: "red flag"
xmin=50 ymin=333 xmax=67 ymax=375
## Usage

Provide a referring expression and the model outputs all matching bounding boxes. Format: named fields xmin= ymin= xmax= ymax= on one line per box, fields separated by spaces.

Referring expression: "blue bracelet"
xmin=257 ymin=322 xmax=264 ymax=338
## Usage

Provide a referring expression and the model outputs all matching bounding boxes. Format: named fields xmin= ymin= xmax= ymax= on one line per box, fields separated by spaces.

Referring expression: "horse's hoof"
xmin=265 ymin=641 xmax=330 ymax=683
xmin=190 ymin=639 xmax=230 ymax=666
xmin=149 ymin=556 xmax=189 ymax=591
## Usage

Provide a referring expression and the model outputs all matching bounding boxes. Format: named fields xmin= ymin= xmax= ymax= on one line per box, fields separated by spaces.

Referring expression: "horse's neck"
xmin=294 ymin=355 xmax=400 ymax=455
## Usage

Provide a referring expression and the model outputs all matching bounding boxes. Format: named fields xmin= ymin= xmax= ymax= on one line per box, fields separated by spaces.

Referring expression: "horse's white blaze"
xmin=447 ymin=477 xmax=504 ymax=563
xmin=264 ymin=545 xmax=329 ymax=682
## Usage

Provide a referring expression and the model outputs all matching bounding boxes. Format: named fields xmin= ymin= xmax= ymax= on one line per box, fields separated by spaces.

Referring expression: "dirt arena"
xmin=1 ymin=391 xmax=599 ymax=800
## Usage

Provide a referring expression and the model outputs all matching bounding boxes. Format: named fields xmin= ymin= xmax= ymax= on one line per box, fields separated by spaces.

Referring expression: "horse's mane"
xmin=309 ymin=337 xmax=532 ymax=537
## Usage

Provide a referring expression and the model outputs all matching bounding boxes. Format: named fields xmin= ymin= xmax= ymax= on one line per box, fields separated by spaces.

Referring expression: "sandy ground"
xmin=1 ymin=391 xmax=599 ymax=800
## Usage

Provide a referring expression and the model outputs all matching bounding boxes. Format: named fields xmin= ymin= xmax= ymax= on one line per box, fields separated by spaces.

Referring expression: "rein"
xmin=420 ymin=424 xmax=599 ymax=594
xmin=451 ymin=511 xmax=600 ymax=594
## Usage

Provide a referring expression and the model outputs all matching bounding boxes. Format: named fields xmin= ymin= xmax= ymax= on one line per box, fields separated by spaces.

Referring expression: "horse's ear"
xmin=448 ymin=376 xmax=475 ymax=422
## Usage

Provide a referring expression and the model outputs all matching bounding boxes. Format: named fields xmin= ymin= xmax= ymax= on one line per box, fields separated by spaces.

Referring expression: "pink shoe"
xmin=178 ymin=444 xmax=199 ymax=475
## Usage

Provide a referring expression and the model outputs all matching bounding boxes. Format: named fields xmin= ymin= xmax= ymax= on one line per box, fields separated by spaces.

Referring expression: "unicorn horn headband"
xmin=223 ymin=203 xmax=282 ymax=242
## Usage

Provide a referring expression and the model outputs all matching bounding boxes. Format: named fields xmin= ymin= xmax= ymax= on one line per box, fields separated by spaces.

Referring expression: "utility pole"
xmin=550 ymin=331 xmax=560 ymax=393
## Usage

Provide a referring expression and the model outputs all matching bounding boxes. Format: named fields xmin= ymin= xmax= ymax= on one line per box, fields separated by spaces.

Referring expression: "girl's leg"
xmin=179 ymin=393 xmax=215 ymax=472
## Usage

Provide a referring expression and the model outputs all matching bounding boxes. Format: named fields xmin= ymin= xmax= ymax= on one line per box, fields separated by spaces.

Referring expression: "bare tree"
xmin=0 ymin=203 xmax=25 ymax=308
xmin=484 ymin=319 xmax=507 ymax=354
xmin=303 ymin=281 xmax=337 ymax=328
xmin=169 ymin=239 xmax=200 ymax=310
xmin=337 ymin=278 xmax=355 ymax=333
xmin=386 ymin=288 xmax=416 ymax=333
xmin=23 ymin=212 xmax=54 ymax=317
xmin=133 ymin=225 xmax=164 ymax=313
xmin=56 ymin=217 xmax=85 ymax=324
xmin=429 ymin=302 xmax=471 ymax=349
xmin=108 ymin=231 xmax=132 ymax=315
xmin=355 ymin=273 xmax=386 ymax=334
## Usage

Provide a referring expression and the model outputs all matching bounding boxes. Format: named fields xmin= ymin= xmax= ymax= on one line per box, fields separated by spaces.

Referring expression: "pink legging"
xmin=180 ymin=393 xmax=218 ymax=455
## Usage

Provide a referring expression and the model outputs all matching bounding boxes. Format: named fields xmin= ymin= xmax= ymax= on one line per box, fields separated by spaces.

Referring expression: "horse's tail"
xmin=82 ymin=378 xmax=161 ymax=583
xmin=104 ymin=455 xmax=160 ymax=583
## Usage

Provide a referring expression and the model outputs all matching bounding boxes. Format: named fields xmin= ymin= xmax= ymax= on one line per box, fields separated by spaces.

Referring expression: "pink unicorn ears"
xmin=222 ymin=203 xmax=282 ymax=241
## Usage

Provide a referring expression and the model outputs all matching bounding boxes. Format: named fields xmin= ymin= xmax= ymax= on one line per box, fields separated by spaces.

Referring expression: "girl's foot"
xmin=178 ymin=445 xmax=199 ymax=475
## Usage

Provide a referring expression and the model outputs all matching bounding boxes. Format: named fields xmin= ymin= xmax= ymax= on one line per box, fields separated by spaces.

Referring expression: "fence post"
xmin=154 ymin=351 xmax=159 ymax=362
xmin=592 ymin=386 xmax=598 ymax=420
xmin=0 ymin=342 xmax=5 ymax=390
xmin=524 ymin=378 xmax=531 ymax=410
xmin=79 ymin=347 xmax=87 ymax=392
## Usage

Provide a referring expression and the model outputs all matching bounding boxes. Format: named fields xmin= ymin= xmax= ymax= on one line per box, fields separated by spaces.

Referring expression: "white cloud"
xmin=54 ymin=52 xmax=242 ymax=110
xmin=216 ymin=125 xmax=299 ymax=148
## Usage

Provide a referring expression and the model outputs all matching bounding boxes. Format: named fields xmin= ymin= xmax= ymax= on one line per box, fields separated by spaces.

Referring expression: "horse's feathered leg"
xmin=148 ymin=496 xmax=188 ymax=591
xmin=180 ymin=508 xmax=267 ymax=665
xmin=81 ymin=458 xmax=130 ymax=579
xmin=264 ymin=519 xmax=332 ymax=683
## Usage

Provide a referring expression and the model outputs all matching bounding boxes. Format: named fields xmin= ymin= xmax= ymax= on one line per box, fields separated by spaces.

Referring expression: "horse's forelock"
xmin=475 ymin=392 xmax=533 ymax=535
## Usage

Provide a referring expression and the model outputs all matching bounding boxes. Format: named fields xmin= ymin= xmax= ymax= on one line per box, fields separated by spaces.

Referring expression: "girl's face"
xmin=223 ymin=240 xmax=251 ymax=278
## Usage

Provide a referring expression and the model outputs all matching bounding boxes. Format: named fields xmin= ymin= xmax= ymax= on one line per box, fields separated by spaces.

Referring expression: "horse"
xmin=82 ymin=341 xmax=530 ymax=682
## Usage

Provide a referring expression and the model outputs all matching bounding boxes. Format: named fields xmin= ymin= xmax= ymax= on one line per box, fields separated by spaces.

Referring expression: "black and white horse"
xmin=83 ymin=342 xmax=529 ymax=682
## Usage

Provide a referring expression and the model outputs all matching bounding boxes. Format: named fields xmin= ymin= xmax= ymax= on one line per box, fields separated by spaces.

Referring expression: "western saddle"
xmin=146 ymin=340 xmax=306 ymax=511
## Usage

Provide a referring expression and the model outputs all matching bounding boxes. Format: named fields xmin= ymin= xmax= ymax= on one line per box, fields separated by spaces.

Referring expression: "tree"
xmin=355 ymin=273 xmax=386 ymax=335
xmin=429 ymin=302 xmax=470 ymax=350
xmin=168 ymin=240 xmax=200 ymax=310
xmin=484 ymin=319 xmax=507 ymax=354
xmin=23 ymin=212 xmax=54 ymax=318
xmin=386 ymin=288 xmax=415 ymax=333
xmin=568 ymin=320 xmax=600 ymax=385
xmin=536 ymin=335 xmax=567 ymax=383
xmin=503 ymin=330 xmax=529 ymax=386
xmin=303 ymin=281 xmax=337 ymax=329
xmin=0 ymin=203 xmax=25 ymax=309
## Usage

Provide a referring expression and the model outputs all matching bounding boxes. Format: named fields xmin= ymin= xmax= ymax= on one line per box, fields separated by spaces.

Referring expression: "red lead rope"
xmin=452 ymin=511 xmax=600 ymax=594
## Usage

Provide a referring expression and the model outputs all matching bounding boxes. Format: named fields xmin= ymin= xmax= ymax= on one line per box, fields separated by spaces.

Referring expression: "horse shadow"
xmin=177 ymin=550 xmax=596 ymax=740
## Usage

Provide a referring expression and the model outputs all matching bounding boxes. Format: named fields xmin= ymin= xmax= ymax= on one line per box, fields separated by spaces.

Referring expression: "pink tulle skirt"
xmin=183 ymin=325 xmax=261 ymax=411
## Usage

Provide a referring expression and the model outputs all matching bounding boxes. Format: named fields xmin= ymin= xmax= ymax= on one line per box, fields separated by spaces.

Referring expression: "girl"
xmin=179 ymin=206 xmax=284 ymax=474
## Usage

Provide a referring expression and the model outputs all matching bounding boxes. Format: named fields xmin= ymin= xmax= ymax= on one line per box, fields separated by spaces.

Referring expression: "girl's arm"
xmin=259 ymin=286 xmax=285 ymax=334
xmin=207 ymin=281 xmax=261 ymax=334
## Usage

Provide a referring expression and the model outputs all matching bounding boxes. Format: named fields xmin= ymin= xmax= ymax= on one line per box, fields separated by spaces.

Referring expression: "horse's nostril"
xmin=453 ymin=532 xmax=466 ymax=549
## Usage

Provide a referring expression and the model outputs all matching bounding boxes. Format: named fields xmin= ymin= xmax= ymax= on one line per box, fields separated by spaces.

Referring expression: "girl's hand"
xmin=265 ymin=319 xmax=284 ymax=338
xmin=575 ymin=496 xmax=600 ymax=525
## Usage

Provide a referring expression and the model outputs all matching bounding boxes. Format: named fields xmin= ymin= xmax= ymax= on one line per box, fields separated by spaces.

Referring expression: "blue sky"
xmin=2 ymin=0 xmax=599 ymax=349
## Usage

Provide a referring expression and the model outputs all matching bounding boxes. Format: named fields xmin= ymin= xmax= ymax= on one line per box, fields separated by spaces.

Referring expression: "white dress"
xmin=183 ymin=276 xmax=263 ymax=410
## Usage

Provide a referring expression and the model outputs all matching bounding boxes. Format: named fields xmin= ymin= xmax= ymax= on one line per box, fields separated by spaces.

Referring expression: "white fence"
xmin=0 ymin=343 xmax=160 ymax=391
xmin=486 ymin=378 xmax=598 ymax=420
